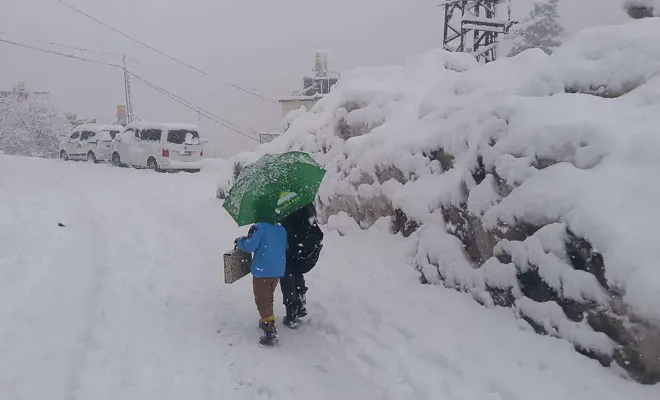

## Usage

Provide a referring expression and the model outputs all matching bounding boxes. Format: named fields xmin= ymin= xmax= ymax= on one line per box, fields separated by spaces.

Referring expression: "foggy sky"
xmin=0 ymin=0 xmax=630 ymax=156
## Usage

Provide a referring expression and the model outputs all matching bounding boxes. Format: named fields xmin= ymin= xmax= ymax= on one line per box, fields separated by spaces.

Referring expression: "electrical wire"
xmin=1 ymin=35 xmax=261 ymax=142
xmin=54 ymin=0 xmax=279 ymax=104
xmin=131 ymin=74 xmax=260 ymax=136
xmin=224 ymin=82 xmax=280 ymax=104
xmin=0 ymin=37 xmax=122 ymax=69
xmin=129 ymin=73 xmax=260 ymax=142
xmin=56 ymin=0 xmax=206 ymax=75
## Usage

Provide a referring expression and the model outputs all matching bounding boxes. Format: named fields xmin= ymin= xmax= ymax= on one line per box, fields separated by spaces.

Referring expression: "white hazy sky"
xmin=0 ymin=0 xmax=631 ymax=155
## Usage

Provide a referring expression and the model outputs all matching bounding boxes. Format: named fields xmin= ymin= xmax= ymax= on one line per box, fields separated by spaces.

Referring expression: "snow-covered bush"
xmin=218 ymin=19 xmax=660 ymax=383
xmin=0 ymin=93 xmax=71 ymax=158
xmin=507 ymin=0 xmax=565 ymax=57
xmin=279 ymin=105 xmax=308 ymax=133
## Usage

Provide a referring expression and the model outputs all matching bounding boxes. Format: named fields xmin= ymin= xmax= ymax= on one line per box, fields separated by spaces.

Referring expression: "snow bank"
xmin=218 ymin=18 xmax=660 ymax=383
xmin=548 ymin=18 xmax=660 ymax=96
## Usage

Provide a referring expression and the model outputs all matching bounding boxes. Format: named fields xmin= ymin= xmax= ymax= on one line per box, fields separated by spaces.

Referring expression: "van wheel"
xmin=111 ymin=152 xmax=122 ymax=167
xmin=87 ymin=151 xmax=97 ymax=163
xmin=147 ymin=157 xmax=159 ymax=171
xmin=60 ymin=150 xmax=69 ymax=161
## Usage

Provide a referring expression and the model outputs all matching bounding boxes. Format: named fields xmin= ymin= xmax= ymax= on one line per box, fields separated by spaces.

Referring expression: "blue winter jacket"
xmin=237 ymin=222 xmax=288 ymax=278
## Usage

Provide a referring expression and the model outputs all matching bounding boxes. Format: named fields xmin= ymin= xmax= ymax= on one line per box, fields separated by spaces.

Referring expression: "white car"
xmin=110 ymin=122 xmax=204 ymax=172
xmin=59 ymin=124 xmax=124 ymax=162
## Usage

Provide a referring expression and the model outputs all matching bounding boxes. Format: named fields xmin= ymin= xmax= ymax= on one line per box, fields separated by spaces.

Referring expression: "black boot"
xmin=259 ymin=321 xmax=279 ymax=346
xmin=296 ymin=291 xmax=307 ymax=318
xmin=283 ymin=306 xmax=301 ymax=329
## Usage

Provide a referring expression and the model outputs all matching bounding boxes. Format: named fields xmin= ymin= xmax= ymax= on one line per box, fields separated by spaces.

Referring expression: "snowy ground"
xmin=0 ymin=155 xmax=658 ymax=400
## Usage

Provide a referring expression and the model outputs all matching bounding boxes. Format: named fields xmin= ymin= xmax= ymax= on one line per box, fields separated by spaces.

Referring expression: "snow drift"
xmin=218 ymin=18 xmax=660 ymax=383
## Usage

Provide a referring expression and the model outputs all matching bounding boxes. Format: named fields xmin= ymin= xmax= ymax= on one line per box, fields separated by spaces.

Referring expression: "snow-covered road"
xmin=0 ymin=155 xmax=657 ymax=400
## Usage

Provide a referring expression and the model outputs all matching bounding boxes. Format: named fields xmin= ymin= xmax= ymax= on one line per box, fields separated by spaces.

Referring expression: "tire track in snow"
xmin=58 ymin=177 xmax=111 ymax=400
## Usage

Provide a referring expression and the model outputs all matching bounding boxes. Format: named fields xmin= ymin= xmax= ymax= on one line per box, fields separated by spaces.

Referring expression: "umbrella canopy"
xmin=223 ymin=152 xmax=326 ymax=226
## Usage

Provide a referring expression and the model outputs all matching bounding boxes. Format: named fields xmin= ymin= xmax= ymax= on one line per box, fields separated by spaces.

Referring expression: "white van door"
xmin=138 ymin=128 xmax=163 ymax=167
xmin=127 ymin=129 xmax=143 ymax=167
xmin=96 ymin=130 xmax=115 ymax=161
xmin=79 ymin=130 xmax=95 ymax=158
xmin=65 ymin=131 xmax=80 ymax=156
xmin=164 ymin=129 xmax=203 ymax=164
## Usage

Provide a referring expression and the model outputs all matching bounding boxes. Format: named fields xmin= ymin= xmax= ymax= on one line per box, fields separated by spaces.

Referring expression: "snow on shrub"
xmin=217 ymin=19 xmax=660 ymax=382
xmin=0 ymin=93 xmax=71 ymax=158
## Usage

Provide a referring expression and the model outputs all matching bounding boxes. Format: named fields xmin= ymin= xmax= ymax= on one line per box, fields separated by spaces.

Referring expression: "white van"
xmin=59 ymin=124 xmax=123 ymax=162
xmin=110 ymin=122 xmax=203 ymax=172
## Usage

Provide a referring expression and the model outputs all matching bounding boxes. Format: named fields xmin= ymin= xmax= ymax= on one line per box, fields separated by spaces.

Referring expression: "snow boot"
xmin=283 ymin=315 xmax=301 ymax=329
xmin=296 ymin=292 xmax=307 ymax=318
xmin=259 ymin=321 xmax=279 ymax=346
xmin=283 ymin=307 xmax=301 ymax=329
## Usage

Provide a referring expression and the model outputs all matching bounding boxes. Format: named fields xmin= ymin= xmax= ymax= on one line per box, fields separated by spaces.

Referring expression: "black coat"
xmin=281 ymin=204 xmax=324 ymax=275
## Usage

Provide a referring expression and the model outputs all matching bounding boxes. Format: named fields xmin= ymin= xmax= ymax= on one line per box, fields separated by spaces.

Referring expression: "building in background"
xmin=278 ymin=51 xmax=340 ymax=116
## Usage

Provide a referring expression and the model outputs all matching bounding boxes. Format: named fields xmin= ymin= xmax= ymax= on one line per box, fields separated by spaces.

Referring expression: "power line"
xmin=0 ymin=37 xmax=122 ymax=69
xmin=130 ymin=73 xmax=259 ymax=135
xmin=44 ymin=40 xmax=140 ymax=65
xmin=54 ymin=0 xmax=279 ymax=105
xmin=0 ymin=30 xmax=137 ymax=62
xmin=56 ymin=0 xmax=206 ymax=75
xmin=224 ymin=82 xmax=280 ymax=104
xmin=1 ymin=34 xmax=262 ymax=141
xmin=129 ymin=73 xmax=260 ymax=142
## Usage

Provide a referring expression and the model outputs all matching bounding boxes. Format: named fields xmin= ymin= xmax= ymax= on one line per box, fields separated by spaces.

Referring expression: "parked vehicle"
xmin=94 ymin=126 xmax=124 ymax=162
xmin=59 ymin=124 xmax=124 ymax=162
xmin=110 ymin=122 xmax=204 ymax=172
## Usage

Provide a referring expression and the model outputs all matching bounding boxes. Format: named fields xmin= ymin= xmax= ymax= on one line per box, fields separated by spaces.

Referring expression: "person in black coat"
xmin=280 ymin=203 xmax=324 ymax=328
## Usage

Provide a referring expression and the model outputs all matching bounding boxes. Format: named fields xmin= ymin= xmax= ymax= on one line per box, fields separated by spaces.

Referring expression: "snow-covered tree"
xmin=507 ymin=0 xmax=565 ymax=57
xmin=0 ymin=92 xmax=71 ymax=158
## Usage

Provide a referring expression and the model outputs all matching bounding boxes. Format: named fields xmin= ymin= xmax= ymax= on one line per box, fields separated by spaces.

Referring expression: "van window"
xmin=140 ymin=129 xmax=162 ymax=142
xmin=167 ymin=130 xmax=200 ymax=145
xmin=80 ymin=131 xmax=93 ymax=141
xmin=108 ymin=131 xmax=120 ymax=139
xmin=70 ymin=132 xmax=80 ymax=140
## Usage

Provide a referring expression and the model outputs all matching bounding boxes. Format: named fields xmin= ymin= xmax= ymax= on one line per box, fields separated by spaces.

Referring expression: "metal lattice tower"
xmin=442 ymin=0 xmax=514 ymax=63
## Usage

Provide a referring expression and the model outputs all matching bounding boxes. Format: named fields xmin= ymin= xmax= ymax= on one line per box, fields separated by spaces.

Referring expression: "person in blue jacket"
xmin=236 ymin=221 xmax=288 ymax=346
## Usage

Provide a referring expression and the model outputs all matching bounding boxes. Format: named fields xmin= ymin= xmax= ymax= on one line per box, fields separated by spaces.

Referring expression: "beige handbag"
xmin=223 ymin=247 xmax=252 ymax=284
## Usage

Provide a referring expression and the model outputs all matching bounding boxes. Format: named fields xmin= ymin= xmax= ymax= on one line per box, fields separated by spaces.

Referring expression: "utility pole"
xmin=122 ymin=55 xmax=134 ymax=124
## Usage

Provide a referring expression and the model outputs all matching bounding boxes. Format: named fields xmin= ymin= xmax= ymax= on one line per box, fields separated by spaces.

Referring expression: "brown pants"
xmin=253 ymin=277 xmax=279 ymax=321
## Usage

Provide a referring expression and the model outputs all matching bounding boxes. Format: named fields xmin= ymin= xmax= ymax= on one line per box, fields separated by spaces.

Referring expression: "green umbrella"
xmin=223 ymin=151 xmax=326 ymax=226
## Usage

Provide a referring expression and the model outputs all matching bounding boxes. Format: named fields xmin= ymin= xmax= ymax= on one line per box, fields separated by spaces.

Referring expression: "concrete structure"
xmin=279 ymin=95 xmax=323 ymax=116
xmin=278 ymin=51 xmax=340 ymax=117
